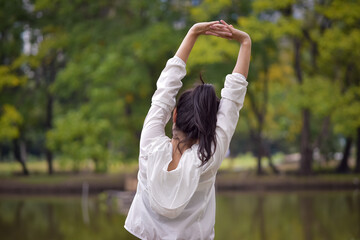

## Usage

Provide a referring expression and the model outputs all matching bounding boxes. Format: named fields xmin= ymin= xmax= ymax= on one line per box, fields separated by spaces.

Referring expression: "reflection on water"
xmin=0 ymin=191 xmax=359 ymax=240
xmin=0 ymin=196 xmax=137 ymax=240
xmin=215 ymin=191 xmax=360 ymax=240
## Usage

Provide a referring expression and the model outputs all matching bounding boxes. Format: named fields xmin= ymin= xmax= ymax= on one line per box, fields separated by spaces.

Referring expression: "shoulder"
xmin=144 ymin=136 xmax=171 ymax=156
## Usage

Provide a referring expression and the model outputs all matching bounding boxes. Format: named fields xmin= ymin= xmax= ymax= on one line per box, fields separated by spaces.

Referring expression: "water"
xmin=0 ymin=191 xmax=359 ymax=240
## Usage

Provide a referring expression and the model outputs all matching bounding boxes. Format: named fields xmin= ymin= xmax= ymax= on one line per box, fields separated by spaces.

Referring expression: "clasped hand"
xmin=191 ymin=20 xmax=250 ymax=44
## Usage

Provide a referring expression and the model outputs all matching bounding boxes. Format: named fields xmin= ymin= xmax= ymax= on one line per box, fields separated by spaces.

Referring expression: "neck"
xmin=171 ymin=129 xmax=190 ymax=154
xmin=168 ymin=129 xmax=196 ymax=171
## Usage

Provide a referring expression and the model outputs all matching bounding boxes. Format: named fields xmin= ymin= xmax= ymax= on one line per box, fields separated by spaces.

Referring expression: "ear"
xmin=173 ymin=108 xmax=177 ymax=123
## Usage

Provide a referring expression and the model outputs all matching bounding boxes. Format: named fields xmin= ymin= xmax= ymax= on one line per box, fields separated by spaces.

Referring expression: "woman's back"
xmin=125 ymin=57 xmax=248 ymax=240
xmin=124 ymin=20 xmax=251 ymax=239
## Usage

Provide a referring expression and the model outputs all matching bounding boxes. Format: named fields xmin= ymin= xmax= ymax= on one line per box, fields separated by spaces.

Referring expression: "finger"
xmin=220 ymin=20 xmax=230 ymax=26
xmin=207 ymin=30 xmax=233 ymax=39
xmin=211 ymin=23 xmax=229 ymax=29
xmin=220 ymin=20 xmax=233 ymax=31
xmin=210 ymin=24 xmax=231 ymax=32
xmin=209 ymin=29 xmax=233 ymax=36
xmin=208 ymin=20 xmax=220 ymax=24
xmin=205 ymin=31 xmax=221 ymax=37
xmin=206 ymin=32 xmax=232 ymax=40
xmin=207 ymin=21 xmax=221 ymax=27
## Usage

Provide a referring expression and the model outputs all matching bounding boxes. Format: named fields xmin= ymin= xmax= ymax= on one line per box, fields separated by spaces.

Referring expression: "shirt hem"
xmin=124 ymin=224 xmax=143 ymax=240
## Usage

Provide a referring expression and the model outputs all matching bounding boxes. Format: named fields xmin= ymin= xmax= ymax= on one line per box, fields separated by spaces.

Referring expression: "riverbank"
xmin=1 ymin=171 xmax=359 ymax=195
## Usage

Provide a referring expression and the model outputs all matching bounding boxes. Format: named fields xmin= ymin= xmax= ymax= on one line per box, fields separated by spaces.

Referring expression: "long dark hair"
xmin=174 ymin=76 xmax=220 ymax=166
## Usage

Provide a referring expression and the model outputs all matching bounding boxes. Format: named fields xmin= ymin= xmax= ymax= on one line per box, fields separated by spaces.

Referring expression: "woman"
xmin=125 ymin=20 xmax=251 ymax=239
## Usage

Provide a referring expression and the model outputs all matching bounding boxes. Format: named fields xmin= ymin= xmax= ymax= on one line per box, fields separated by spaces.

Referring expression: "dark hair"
xmin=174 ymin=76 xmax=220 ymax=166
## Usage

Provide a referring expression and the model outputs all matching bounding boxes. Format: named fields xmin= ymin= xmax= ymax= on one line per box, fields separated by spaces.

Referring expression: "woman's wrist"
xmin=240 ymin=37 xmax=251 ymax=46
xmin=189 ymin=25 xmax=202 ymax=37
xmin=235 ymin=33 xmax=251 ymax=44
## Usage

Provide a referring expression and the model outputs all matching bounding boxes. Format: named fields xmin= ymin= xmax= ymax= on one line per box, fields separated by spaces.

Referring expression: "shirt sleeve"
xmin=207 ymin=73 xmax=248 ymax=172
xmin=139 ymin=56 xmax=186 ymax=157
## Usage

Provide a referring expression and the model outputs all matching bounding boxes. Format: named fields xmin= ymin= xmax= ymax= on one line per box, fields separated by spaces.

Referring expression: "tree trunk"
xmin=262 ymin=141 xmax=280 ymax=174
xmin=293 ymin=38 xmax=313 ymax=175
xmin=256 ymin=133 xmax=263 ymax=175
xmin=293 ymin=38 xmax=303 ymax=83
xmin=13 ymin=138 xmax=29 ymax=175
xmin=355 ymin=127 xmax=360 ymax=173
xmin=246 ymin=103 xmax=264 ymax=175
xmin=255 ymin=130 xmax=264 ymax=175
xmin=45 ymin=149 xmax=53 ymax=174
xmin=300 ymin=108 xmax=313 ymax=175
xmin=313 ymin=116 xmax=330 ymax=154
xmin=267 ymin=155 xmax=279 ymax=174
xmin=45 ymin=92 xmax=54 ymax=174
xmin=336 ymin=137 xmax=352 ymax=173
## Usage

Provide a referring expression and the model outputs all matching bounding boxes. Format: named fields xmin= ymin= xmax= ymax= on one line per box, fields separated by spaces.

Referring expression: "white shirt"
xmin=125 ymin=56 xmax=248 ymax=240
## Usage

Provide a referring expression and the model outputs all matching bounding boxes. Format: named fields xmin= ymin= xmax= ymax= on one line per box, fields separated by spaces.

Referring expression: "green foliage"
xmin=318 ymin=0 xmax=360 ymax=26
xmin=264 ymin=63 xmax=300 ymax=141
xmin=316 ymin=0 xmax=360 ymax=139
xmin=190 ymin=0 xmax=232 ymax=22
xmin=294 ymin=75 xmax=341 ymax=118
xmin=0 ymin=0 xmax=30 ymax=145
xmin=0 ymin=0 xmax=28 ymax=60
xmin=188 ymin=36 xmax=238 ymax=68
xmin=332 ymin=86 xmax=360 ymax=136
xmin=0 ymin=104 xmax=23 ymax=141
xmin=0 ymin=66 xmax=26 ymax=91
xmin=237 ymin=16 xmax=277 ymax=42
xmin=319 ymin=28 xmax=360 ymax=66
xmin=253 ymin=0 xmax=296 ymax=12
xmin=47 ymin=110 xmax=112 ymax=172
xmin=49 ymin=20 xmax=180 ymax=168
xmin=247 ymin=0 xmax=360 ymax=160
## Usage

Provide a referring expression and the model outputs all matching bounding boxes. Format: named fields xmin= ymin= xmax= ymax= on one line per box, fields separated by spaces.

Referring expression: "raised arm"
xmin=175 ymin=21 xmax=232 ymax=63
xmin=207 ymin=20 xmax=251 ymax=77
xmin=228 ymin=23 xmax=251 ymax=77
xmin=204 ymin=21 xmax=251 ymax=171
xmin=140 ymin=22 xmax=231 ymax=156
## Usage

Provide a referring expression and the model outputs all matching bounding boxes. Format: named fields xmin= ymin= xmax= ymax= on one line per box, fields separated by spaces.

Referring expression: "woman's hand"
xmin=175 ymin=20 xmax=250 ymax=64
xmin=190 ymin=21 xmax=232 ymax=38
xmin=206 ymin=20 xmax=251 ymax=44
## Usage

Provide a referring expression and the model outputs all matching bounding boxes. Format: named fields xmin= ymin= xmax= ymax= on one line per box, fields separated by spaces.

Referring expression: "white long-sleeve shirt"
xmin=124 ymin=56 xmax=248 ymax=240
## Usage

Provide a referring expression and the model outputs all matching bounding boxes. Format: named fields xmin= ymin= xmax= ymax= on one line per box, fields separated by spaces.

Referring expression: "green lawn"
xmin=1 ymin=154 xmax=359 ymax=186
xmin=219 ymin=152 xmax=285 ymax=170
xmin=0 ymin=159 xmax=138 ymax=176
xmin=0 ymin=159 xmax=138 ymax=185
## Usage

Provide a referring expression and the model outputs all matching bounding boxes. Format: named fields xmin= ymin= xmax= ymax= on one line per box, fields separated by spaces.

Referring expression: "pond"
xmin=0 ymin=191 xmax=359 ymax=240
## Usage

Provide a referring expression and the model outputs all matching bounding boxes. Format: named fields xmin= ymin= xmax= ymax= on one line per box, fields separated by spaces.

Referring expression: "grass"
xmin=1 ymin=154 xmax=359 ymax=187
xmin=0 ymin=158 xmax=138 ymax=176
xmin=219 ymin=152 xmax=285 ymax=171
xmin=0 ymin=153 xmax=262 ymax=179
xmin=0 ymin=158 xmax=138 ymax=186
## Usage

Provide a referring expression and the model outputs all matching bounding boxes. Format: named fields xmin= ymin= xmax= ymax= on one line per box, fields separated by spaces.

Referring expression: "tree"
xmin=41 ymin=0 xmax=185 ymax=171
xmin=316 ymin=0 xmax=360 ymax=172
xmin=237 ymin=16 xmax=285 ymax=175
xmin=251 ymin=0 xmax=351 ymax=174
xmin=0 ymin=0 xmax=31 ymax=175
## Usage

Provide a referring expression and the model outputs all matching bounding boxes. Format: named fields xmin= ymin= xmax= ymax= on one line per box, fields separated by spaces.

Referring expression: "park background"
xmin=0 ymin=0 xmax=360 ymax=239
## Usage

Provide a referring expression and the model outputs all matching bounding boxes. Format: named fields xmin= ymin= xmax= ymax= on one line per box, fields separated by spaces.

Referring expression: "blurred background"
xmin=0 ymin=0 xmax=359 ymax=239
